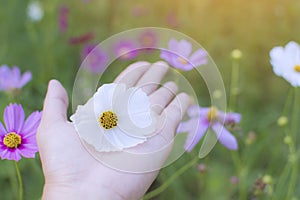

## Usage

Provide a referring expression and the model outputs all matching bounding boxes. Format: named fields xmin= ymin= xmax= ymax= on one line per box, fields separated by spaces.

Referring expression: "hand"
xmin=37 ymin=61 xmax=190 ymax=200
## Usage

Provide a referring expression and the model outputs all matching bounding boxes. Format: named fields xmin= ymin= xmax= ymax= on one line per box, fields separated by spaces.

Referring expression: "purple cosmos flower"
xmin=114 ymin=40 xmax=139 ymax=60
xmin=0 ymin=65 xmax=32 ymax=91
xmin=0 ymin=104 xmax=42 ymax=161
xmin=58 ymin=5 xmax=69 ymax=33
xmin=160 ymin=38 xmax=208 ymax=71
xmin=81 ymin=44 xmax=109 ymax=73
xmin=177 ymin=105 xmax=241 ymax=151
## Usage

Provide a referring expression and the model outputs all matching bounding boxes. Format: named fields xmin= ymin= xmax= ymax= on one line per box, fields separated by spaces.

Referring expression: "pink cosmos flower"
xmin=138 ymin=30 xmax=157 ymax=49
xmin=69 ymin=32 xmax=94 ymax=45
xmin=114 ymin=40 xmax=139 ymax=60
xmin=58 ymin=5 xmax=69 ymax=33
xmin=160 ymin=38 xmax=208 ymax=71
xmin=166 ymin=12 xmax=179 ymax=28
xmin=131 ymin=5 xmax=149 ymax=17
xmin=230 ymin=176 xmax=239 ymax=185
xmin=0 ymin=104 xmax=42 ymax=161
xmin=0 ymin=65 xmax=32 ymax=91
xmin=81 ymin=44 xmax=109 ymax=73
xmin=177 ymin=105 xmax=240 ymax=151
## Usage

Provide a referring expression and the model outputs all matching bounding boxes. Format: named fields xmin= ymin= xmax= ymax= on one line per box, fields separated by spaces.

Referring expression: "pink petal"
xmin=18 ymin=144 xmax=38 ymax=158
xmin=0 ymin=148 xmax=22 ymax=161
xmin=4 ymin=104 xmax=25 ymax=133
xmin=189 ymin=49 xmax=207 ymax=67
xmin=12 ymin=67 xmax=21 ymax=78
xmin=160 ymin=50 xmax=173 ymax=63
xmin=0 ymin=122 xmax=7 ymax=136
xmin=212 ymin=122 xmax=238 ymax=150
xmin=22 ymin=135 xmax=37 ymax=146
xmin=179 ymin=117 xmax=209 ymax=152
xmin=168 ymin=38 xmax=178 ymax=52
xmin=22 ymin=111 xmax=42 ymax=138
xmin=178 ymin=39 xmax=192 ymax=57
xmin=177 ymin=120 xmax=192 ymax=133
xmin=187 ymin=105 xmax=201 ymax=117
xmin=19 ymin=71 xmax=32 ymax=88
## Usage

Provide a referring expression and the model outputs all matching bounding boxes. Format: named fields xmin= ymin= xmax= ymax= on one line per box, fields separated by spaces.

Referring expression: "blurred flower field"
xmin=1 ymin=0 xmax=300 ymax=199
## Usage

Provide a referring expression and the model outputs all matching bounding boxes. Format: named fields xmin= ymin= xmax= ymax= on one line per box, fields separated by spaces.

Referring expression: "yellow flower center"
xmin=99 ymin=111 xmax=118 ymax=129
xmin=294 ymin=65 xmax=300 ymax=73
xmin=3 ymin=132 xmax=22 ymax=148
xmin=177 ymin=57 xmax=188 ymax=65
xmin=207 ymin=107 xmax=218 ymax=122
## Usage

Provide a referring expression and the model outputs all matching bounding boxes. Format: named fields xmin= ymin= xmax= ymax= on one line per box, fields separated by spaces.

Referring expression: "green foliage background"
xmin=0 ymin=0 xmax=299 ymax=199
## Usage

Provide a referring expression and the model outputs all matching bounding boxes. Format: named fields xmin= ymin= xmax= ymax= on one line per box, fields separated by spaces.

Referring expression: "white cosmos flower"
xmin=270 ymin=41 xmax=300 ymax=87
xmin=27 ymin=1 xmax=44 ymax=22
xmin=71 ymin=83 xmax=157 ymax=152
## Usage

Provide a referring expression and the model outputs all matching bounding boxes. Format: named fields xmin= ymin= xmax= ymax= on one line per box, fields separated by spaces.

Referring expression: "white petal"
xmin=93 ymin=83 xmax=126 ymax=116
xmin=115 ymin=86 xmax=157 ymax=138
xmin=72 ymin=82 xmax=158 ymax=152
xmin=285 ymin=41 xmax=300 ymax=62
xmin=118 ymin=110 xmax=158 ymax=138
xmin=71 ymin=96 xmax=120 ymax=152
xmin=270 ymin=42 xmax=300 ymax=86
xmin=270 ymin=47 xmax=287 ymax=76
xmin=103 ymin=127 xmax=146 ymax=149
xmin=127 ymin=87 xmax=155 ymax=128
xmin=283 ymin=72 xmax=300 ymax=87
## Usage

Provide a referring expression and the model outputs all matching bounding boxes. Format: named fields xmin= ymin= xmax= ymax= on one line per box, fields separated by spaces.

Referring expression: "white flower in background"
xmin=27 ymin=1 xmax=44 ymax=22
xmin=71 ymin=83 xmax=157 ymax=152
xmin=270 ymin=41 xmax=300 ymax=87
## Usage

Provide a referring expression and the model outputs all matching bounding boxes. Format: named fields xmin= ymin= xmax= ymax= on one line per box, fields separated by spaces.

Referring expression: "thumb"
xmin=41 ymin=79 xmax=69 ymax=125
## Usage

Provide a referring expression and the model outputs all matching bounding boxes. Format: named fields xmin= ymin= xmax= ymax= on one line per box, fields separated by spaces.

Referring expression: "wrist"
xmin=42 ymin=182 xmax=123 ymax=200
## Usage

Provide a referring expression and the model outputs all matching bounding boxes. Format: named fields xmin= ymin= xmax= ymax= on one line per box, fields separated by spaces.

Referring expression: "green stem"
xmin=15 ymin=161 xmax=23 ymax=200
xmin=143 ymin=157 xmax=199 ymax=200
xmin=274 ymin=87 xmax=295 ymax=199
xmin=286 ymin=87 xmax=299 ymax=199
xmin=282 ymin=88 xmax=293 ymax=117
xmin=275 ymin=163 xmax=291 ymax=199
xmin=291 ymin=87 xmax=299 ymax=139
xmin=231 ymin=151 xmax=247 ymax=200
xmin=229 ymin=58 xmax=240 ymax=111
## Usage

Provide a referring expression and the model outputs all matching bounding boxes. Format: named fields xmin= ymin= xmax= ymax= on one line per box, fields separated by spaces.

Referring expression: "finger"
xmin=114 ymin=61 xmax=151 ymax=87
xmin=161 ymin=93 xmax=190 ymax=139
xmin=149 ymin=81 xmax=178 ymax=115
xmin=130 ymin=93 xmax=190 ymax=154
xmin=136 ymin=61 xmax=169 ymax=95
xmin=41 ymin=79 xmax=69 ymax=125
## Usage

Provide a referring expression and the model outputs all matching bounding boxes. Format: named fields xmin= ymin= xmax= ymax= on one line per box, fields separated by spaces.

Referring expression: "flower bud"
xmin=197 ymin=163 xmax=207 ymax=173
xmin=212 ymin=90 xmax=222 ymax=99
xmin=230 ymin=176 xmax=239 ymax=185
xmin=231 ymin=49 xmax=242 ymax=60
xmin=284 ymin=136 xmax=292 ymax=145
xmin=245 ymin=131 xmax=256 ymax=145
xmin=277 ymin=116 xmax=288 ymax=126
xmin=262 ymin=175 xmax=273 ymax=184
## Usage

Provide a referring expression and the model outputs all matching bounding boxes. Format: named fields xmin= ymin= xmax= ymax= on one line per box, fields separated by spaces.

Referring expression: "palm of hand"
xmin=37 ymin=61 xmax=190 ymax=199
